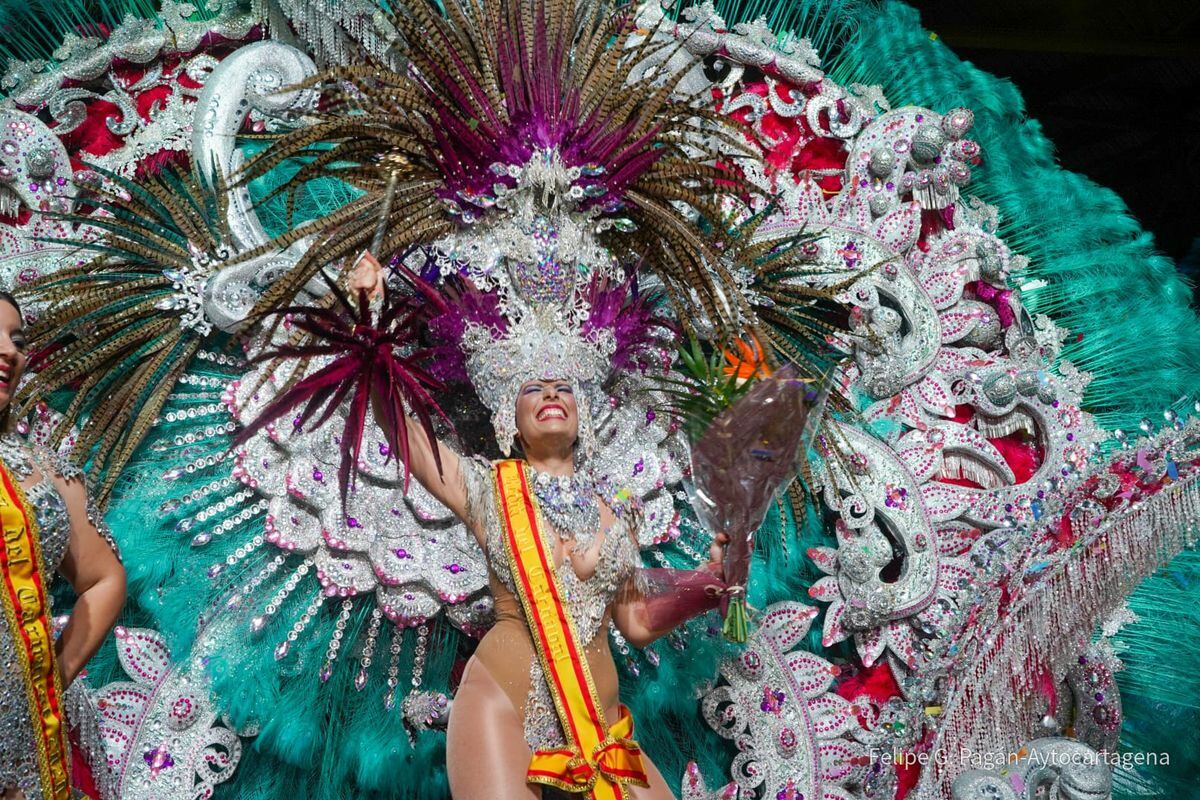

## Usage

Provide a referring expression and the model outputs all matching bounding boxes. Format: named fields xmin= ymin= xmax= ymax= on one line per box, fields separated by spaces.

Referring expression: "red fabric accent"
xmin=136 ymin=85 xmax=173 ymax=118
xmin=135 ymin=150 xmax=191 ymax=178
xmin=895 ymin=758 xmax=920 ymax=800
xmin=990 ymin=434 xmax=1042 ymax=484
xmin=836 ymin=663 xmax=919 ymax=800
xmin=0 ymin=207 xmax=32 ymax=227
xmin=1035 ymin=666 xmax=1059 ymax=716
xmin=835 ymin=660 xmax=901 ymax=709
xmin=717 ymin=81 xmax=847 ymax=194
xmin=60 ymin=99 xmax=126 ymax=159
xmin=69 ymin=725 xmax=99 ymax=800
xmin=933 ymin=406 xmax=1044 ymax=489
xmin=1051 ymin=514 xmax=1077 ymax=549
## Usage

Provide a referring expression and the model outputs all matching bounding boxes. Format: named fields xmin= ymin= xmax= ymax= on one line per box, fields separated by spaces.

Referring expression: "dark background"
xmin=909 ymin=0 xmax=1200 ymax=291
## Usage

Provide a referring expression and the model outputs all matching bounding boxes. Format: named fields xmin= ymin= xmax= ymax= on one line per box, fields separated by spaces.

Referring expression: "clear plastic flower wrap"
xmin=641 ymin=363 xmax=815 ymax=641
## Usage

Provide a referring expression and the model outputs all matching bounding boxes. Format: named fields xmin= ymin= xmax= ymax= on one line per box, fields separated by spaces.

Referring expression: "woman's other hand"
xmin=707 ymin=532 xmax=729 ymax=579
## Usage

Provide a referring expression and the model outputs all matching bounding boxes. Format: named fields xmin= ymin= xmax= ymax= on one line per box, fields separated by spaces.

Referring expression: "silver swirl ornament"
xmin=0 ymin=110 xmax=75 ymax=216
xmin=809 ymin=423 xmax=963 ymax=668
xmin=700 ymin=602 xmax=871 ymax=800
xmin=948 ymin=738 xmax=1112 ymax=800
xmin=191 ymin=41 xmax=320 ymax=331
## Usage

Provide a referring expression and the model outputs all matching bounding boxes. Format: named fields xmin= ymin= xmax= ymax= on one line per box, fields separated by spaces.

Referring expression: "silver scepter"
xmin=354 ymin=164 xmax=401 ymax=307
xmin=368 ymin=169 xmax=400 ymax=257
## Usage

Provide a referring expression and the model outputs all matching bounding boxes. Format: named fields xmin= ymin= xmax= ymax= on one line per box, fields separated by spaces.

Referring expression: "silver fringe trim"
xmin=917 ymin=471 xmax=1200 ymax=799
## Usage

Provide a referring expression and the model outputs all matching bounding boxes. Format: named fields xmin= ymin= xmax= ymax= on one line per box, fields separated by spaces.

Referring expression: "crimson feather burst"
xmin=235 ymin=285 xmax=452 ymax=509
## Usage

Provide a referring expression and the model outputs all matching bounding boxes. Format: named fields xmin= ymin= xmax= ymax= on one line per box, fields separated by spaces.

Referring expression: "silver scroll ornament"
xmin=700 ymin=601 xmax=873 ymax=800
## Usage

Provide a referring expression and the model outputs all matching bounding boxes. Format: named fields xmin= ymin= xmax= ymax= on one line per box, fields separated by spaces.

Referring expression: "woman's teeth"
xmin=537 ymin=407 xmax=566 ymax=421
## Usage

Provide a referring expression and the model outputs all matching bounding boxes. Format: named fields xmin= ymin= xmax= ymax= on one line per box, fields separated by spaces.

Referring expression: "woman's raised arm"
xmin=353 ymin=251 xmax=473 ymax=527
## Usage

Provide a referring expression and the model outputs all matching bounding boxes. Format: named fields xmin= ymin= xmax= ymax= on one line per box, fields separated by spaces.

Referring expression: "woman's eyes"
xmin=522 ymin=384 xmax=573 ymax=394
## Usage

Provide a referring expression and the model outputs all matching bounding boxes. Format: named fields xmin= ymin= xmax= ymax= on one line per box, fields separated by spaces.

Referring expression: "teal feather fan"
xmin=1108 ymin=549 xmax=1200 ymax=798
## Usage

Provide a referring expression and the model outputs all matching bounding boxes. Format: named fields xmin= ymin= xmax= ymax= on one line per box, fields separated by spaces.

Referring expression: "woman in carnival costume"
xmin=0 ymin=293 xmax=125 ymax=800
xmin=347 ymin=247 xmax=744 ymax=799
xmin=202 ymin=1 xmax=824 ymax=796
xmin=9 ymin=0 xmax=816 ymax=796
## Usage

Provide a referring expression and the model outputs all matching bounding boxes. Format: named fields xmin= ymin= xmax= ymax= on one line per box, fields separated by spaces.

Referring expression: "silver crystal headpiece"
xmin=461 ymin=306 xmax=616 ymax=456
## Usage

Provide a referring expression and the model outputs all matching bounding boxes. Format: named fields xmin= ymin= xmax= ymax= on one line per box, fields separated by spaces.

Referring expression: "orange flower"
xmin=722 ymin=335 xmax=771 ymax=382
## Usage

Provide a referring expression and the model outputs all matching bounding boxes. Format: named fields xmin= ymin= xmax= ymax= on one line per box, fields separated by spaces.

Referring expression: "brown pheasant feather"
xmin=238 ymin=0 xmax=764 ymax=334
xmin=17 ymin=166 xmax=244 ymax=505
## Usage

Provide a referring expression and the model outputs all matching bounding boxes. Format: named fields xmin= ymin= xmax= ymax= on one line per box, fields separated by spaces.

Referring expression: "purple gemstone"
xmin=144 ymin=746 xmax=175 ymax=773
xmin=313 ymin=468 xmax=324 ymax=482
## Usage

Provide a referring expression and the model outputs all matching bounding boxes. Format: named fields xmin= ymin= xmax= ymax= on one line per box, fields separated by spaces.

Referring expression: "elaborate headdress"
xmin=236 ymin=0 xmax=761 ymax=458
xmin=461 ymin=308 xmax=612 ymax=456
xmin=438 ymin=271 xmax=667 ymax=455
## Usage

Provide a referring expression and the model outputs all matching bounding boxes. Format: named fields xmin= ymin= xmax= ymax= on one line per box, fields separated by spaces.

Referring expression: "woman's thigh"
xmin=446 ymin=656 xmax=541 ymax=800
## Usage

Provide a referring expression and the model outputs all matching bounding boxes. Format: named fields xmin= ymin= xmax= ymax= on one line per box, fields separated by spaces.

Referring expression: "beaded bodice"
xmin=464 ymin=458 xmax=640 ymax=642
xmin=0 ymin=437 xmax=76 ymax=800
xmin=461 ymin=457 xmax=641 ymax=749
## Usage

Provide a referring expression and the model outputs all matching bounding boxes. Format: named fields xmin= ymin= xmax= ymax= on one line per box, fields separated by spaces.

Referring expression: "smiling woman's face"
xmin=0 ymin=299 xmax=26 ymax=413
xmin=513 ymin=379 xmax=578 ymax=456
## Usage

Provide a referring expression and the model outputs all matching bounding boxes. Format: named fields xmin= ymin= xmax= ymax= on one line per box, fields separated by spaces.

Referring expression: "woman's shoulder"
xmin=32 ymin=442 xmax=86 ymax=491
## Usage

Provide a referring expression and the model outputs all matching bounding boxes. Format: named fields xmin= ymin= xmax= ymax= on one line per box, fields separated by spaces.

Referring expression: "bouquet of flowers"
xmin=644 ymin=338 xmax=820 ymax=641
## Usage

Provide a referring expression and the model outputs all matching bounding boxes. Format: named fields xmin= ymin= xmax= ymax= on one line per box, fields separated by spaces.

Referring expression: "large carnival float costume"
xmin=0 ymin=1 xmax=1198 ymax=799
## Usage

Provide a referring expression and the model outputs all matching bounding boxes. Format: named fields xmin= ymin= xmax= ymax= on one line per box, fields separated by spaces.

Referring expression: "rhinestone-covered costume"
xmin=458 ymin=456 xmax=641 ymax=751
xmin=0 ymin=436 xmax=108 ymax=800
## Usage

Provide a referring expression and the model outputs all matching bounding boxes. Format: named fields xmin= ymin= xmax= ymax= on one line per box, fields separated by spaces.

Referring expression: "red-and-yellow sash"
xmin=495 ymin=460 xmax=648 ymax=798
xmin=0 ymin=457 xmax=71 ymax=800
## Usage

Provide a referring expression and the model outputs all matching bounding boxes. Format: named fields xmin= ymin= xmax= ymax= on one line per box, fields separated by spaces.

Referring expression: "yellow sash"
xmin=0 ymin=457 xmax=71 ymax=800
xmin=494 ymin=460 xmax=648 ymax=798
